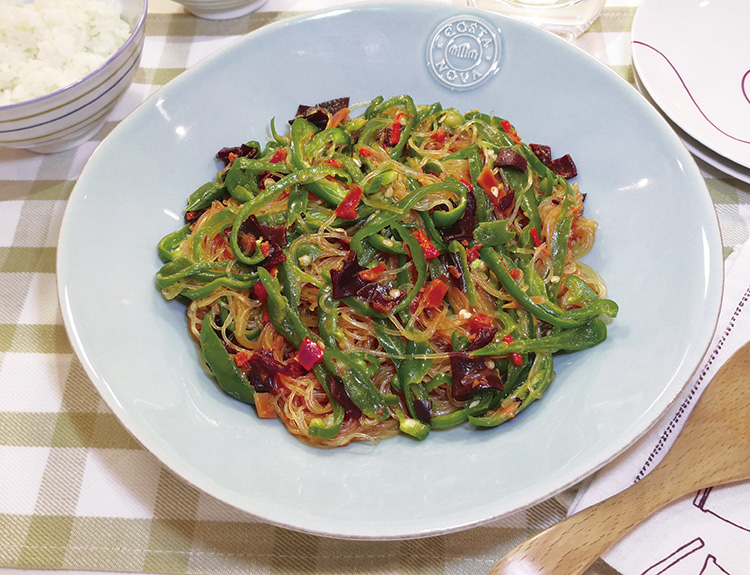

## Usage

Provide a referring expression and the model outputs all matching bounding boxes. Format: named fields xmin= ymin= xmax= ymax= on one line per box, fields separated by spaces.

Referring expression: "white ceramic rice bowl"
xmin=171 ymin=0 xmax=267 ymax=20
xmin=0 ymin=0 xmax=147 ymax=154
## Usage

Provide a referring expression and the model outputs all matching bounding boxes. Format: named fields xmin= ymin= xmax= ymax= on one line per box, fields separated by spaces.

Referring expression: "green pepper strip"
xmin=308 ymin=364 xmax=345 ymax=439
xmin=469 ymin=352 xmax=554 ymax=428
xmin=323 ymin=349 xmax=388 ymax=421
xmin=156 ymin=258 xmax=253 ymax=289
xmin=303 ymin=127 xmax=351 ymax=157
xmin=479 ymin=246 xmax=618 ymax=328
xmin=444 ymin=144 xmax=490 ymax=222
xmin=286 ymin=184 xmax=308 ymax=227
xmin=350 ymin=178 xmax=465 ymax=252
xmin=473 ymin=220 xmax=514 ymax=247
xmin=230 ymin=166 xmax=347 ymax=265
xmin=199 ymin=316 xmax=255 ymax=405
xmin=185 ymin=179 xmax=225 ymax=213
xmin=331 ymin=152 xmax=364 ymax=184
xmin=289 ymin=118 xmax=348 ymax=207
xmin=418 ymin=212 xmax=447 ymax=252
xmin=394 ymin=408 xmax=430 ymax=440
xmin=364 ymin=96 xmax=385 ymax=118
xmin=367 ymin=233 xmax=407 ymax=255
xmin=431 ymin=179 xmax=468 ymax=228
xmin=372 ymin=319 xmax=432 ymax=423
xmin=277 ymin=257 xmax=303 ymax=311
xmin=365 ymin=94 xmax=418 ymax=159
xmin=415 ymin=102 xmax=443 ymax=126
xmin=180 ymin=277 xmax=256 ymax=301
xmin=318 ymin=282 xmax=345 ymax=347
xmin=431 ymin=391 xmax=494 ymax=429
xmin=225 ymin=157 xmax=292 ymax=202
xmin=158 ymin=224 xmax=190 ymax=263
xmin=390 ymin=223 xmax=428 ymax=316
xmin=466 ymin=113 xmax=516 ymax=148
xmin=448 ymin=241 xmax=478 ymax=307
xmin=472 ymin=318 xmax=608 ymax=356
xmin=549 ymin=184 xmax=576 ymax=300
xmin=257 ymin=267 xmax=312 ymax=348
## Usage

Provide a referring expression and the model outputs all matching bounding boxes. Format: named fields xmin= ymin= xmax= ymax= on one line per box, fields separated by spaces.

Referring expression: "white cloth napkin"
xmin=568 ymin=240 xmax=750 ymax=575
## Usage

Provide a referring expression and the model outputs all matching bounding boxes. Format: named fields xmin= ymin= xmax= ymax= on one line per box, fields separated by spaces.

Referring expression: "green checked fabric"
xmin=0 ymin=2 xmax=747 ymax=574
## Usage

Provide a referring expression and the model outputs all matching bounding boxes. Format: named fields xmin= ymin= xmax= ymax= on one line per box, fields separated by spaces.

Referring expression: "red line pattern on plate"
xmin=633 ymin=40 xmax=750 ymax=145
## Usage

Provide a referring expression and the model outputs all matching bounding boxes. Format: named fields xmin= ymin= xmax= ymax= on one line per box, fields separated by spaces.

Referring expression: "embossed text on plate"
xmin=427 ymin=15 xmax=501 ymax=91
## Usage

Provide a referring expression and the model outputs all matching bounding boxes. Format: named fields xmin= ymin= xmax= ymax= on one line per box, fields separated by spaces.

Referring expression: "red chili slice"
xmin=334 ymin=184 xmax=363 ymax=220
xmin=413 ymin=229 xmax=440 ymax=259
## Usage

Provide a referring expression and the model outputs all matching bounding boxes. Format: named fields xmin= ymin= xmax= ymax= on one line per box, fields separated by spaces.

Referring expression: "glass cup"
xmin=466 ymin=0 xmax=606 ymax=40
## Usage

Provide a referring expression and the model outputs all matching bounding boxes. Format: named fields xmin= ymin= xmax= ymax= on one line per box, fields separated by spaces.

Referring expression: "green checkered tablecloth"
xmin=1 ymin=2 xmax=748 ymax=574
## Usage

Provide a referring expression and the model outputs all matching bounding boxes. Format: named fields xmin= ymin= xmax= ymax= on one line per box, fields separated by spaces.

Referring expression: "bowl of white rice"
xmin=0 ymin=0 xmax=148 ymax=154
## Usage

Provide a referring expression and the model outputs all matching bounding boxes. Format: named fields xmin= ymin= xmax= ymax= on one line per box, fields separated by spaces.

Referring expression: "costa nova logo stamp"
xmin=427 ymin=15 xmax=501 ymax=91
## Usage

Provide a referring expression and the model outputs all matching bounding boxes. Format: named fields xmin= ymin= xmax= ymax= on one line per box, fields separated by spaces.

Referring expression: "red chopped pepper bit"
xmin=430 ymin=128 xmax=447 ymax=144
xmin=459 ymin=177 xmax=474 ymax=192
xmin=502 ymin=334 xmax=524 ymax=366
xmin=422 ymin=278 xmax=449 ymax=309
xmin=358 ymin=147 xmax=373 ymax=158
xmin=358 ymin=262 xmax=386 ymax=282
xmin=412 ymin=228 xmax=440 ymax=259
xmin=253 ymin=281 xmax=268 ymax=302
xmin=260 ymin=241 xmax=271 ymax=258
xmin=389 ymin=112 xmax=405 ymax=146
xmin=297 ymin=337 xmax=324 ymax=371
xmin=270 ymin=148 xmax=287 ymax=163
xmin=509 ymin=268 xmax=522 ymax=280
xmin=233 ymin=350 xmax=253 ymax=367
xmin=334 ymin=184 xmax=363 ymax=220
xmin=466 ymin=244 xmax=482 ymax=263
xmin=326 ymin=157 xmax=343 ymax=169
xmin=530 ymin=227 xmax=542 ymax=248
xmin=500 ymin=120 xmax=522 ymax=144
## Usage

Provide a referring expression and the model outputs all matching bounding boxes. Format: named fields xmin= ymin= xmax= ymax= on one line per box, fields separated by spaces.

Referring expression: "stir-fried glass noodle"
xmin=156 ymin=95 xmax=618 ymax=448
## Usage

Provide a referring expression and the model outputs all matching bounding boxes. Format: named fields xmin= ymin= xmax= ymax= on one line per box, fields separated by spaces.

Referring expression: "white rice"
xmin=0 ymin=0 xmax=132 ymax=106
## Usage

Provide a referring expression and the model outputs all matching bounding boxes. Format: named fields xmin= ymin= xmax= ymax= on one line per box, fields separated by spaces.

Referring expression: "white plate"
xmin=632 ymin=0 xmax=750 ymax=170
xmin=633 ymin=67 xmax=750 ymax=184
xmin=57 ymin=2 xmax=722 ymax=540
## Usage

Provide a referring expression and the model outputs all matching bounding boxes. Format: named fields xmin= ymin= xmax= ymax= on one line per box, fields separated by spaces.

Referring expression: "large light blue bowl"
xmin=58 ymin=2 xmax=722 ymax=539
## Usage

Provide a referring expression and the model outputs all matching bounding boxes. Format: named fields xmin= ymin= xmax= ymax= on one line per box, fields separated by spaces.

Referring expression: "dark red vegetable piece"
xmin=413 ymin=399 xmax=433 ymax=424
xmin=467 ymin=325 xmax=498 ymax=351
xmin=331 ymin=252 xmax=368 ymax=299
xmin=357 ymin=282 xmax=405 ymax=314
xmin=530 ymin=143 xmax=577 ymax=179
xmin=293 ymin=97 xmax=350 ymax=130
xmin=239 ymin=214 xmax=287 ymax=247
xmin=329 ymin=376 xmax=363 ymax=419
xmin=238 ymin=215 xmax=287 ymax=268
xmin=547 ymin=154 xmax=578 ymax=179
xmin=449 ymin=353 xmax=503 ymax=402
xmin=529 ymin=144 xmax=552 ymax=166
xmin=440 ymin=190 xmax=477 ymax=244
xmin=498 ymin=189 xmax=515 ymax=211
xmin=245 ymin=351 xmax=292 ymax=393
xmin=530 ymin=144 xmax=552 ymax=165
xmin=446 ymin=252 xmax=465 ymax=292
xmin=494 ymin=148 xmax=528 ymax=172
xmin=216 ymin=143 xmax=259 ymax=167
xmin=263 ymin=242 xmax=287 ymax=269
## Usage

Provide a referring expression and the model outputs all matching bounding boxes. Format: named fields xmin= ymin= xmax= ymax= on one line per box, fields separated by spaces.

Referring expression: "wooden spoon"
xmin=488 ymin=340 xmax=750 ymax=575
